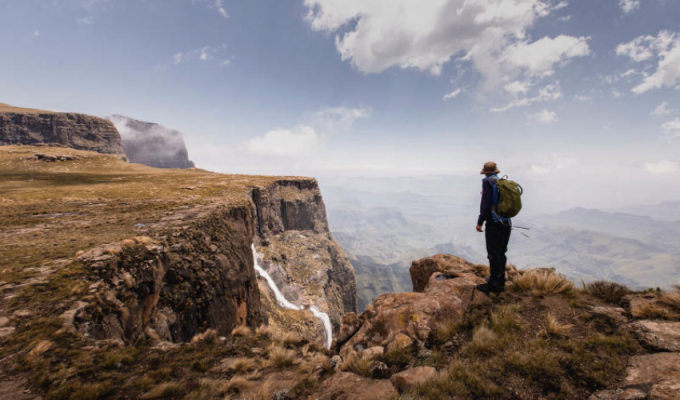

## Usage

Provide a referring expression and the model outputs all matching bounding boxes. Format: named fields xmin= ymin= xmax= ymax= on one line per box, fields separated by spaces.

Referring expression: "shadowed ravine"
xmin=252 ymin=244 xmax=333 ymax=349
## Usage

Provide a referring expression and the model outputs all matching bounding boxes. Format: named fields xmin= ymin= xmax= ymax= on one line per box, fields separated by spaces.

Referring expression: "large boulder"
xmin=307 ymin=372 xmax=397 ymax=400
xmin=338 ymin=255 xmax=484 ymax=357
xmin=410 ymin=254 xmax=479 ymax=293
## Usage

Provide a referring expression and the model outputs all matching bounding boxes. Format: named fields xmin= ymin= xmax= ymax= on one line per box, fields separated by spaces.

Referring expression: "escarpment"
xmin=0 ymin=103 xmax=125 ymax=155
xmin=0 ymin=145 xmax=354 ymax=350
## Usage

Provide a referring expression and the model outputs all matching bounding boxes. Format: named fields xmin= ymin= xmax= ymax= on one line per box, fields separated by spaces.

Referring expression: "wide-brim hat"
xmin=480 ymin=161 xmax=500 ymax=175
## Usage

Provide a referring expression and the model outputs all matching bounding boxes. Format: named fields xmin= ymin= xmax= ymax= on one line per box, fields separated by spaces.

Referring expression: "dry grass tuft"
xmin=431 ymin=319 xmax=460 ymax=345
xmin=225 ymin=376 xmax=252 ymax=394
xmin=543 ymin=313 xmax=573 ymax=337
xmin=339 ymin=352 xmax=373 ymax=378
xmin=469 ymin=325 xmax=500 ymax=354
xmin=584 ymin=281 xmax=630 ymax=304
xmin=191 ymin=329 xmax=218 ymax=345
xmin=251 ymin=378 xmax=276 ymax=400
xmin=230 ymin=358 xmax=258 ymax=375
xmin=660 ymin=292 xmax=680 ymax=312
xmin=231 ymin=325 xmax=252 ymax=337
xmin=184 ymin=379 xmax=230 ymax=400
xmin=511 ymin=269 xmax=574 ymax=296
xmin=282 ymin=331 xmax=304 ymax=347
xmin=255 ymin=325 xmax=274 ymax=339
xmin=489 ymin=304 xmax=523 ymax=335
xmin=673 ymin=284 xmax=680 ymax=292
xmin=266 ymin=345 xmax=300 ymax=368
xmin=473 ymin=264 xmax=490 ymax=278
xmin=141 ymin=381 xmax=184 ymax=399
xmin=633 ymin=303 xmax=673 ymax=319
xmin=28 ymin=340 xmax=54 ymax=357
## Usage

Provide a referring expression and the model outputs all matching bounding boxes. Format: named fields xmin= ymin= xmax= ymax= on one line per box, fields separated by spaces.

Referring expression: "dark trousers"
xmin=485 ymin=221 xmax=511 ymax=288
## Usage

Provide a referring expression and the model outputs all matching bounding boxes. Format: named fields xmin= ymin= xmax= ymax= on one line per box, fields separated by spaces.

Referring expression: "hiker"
xmin=476 ymin=161 xmax=512 ymax=294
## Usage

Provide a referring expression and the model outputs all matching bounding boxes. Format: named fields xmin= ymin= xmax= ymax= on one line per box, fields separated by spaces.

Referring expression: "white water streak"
xmin=251 ymin=245 xmax=333 ymax=349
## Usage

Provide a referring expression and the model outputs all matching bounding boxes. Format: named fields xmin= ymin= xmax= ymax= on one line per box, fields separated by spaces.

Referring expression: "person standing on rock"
xmin=476 ymin=161 xmax=511 ymax=294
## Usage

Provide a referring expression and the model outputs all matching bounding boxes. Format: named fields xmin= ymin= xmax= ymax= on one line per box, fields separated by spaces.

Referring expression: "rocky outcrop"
xmin=336 ymin=254 xmax=483 ymax=357
xmin=108 ymin=115 xmax=195 ymax=169
xmin=252 ymin=180 xmax=357 ymax=334
xmin=630 ymin=320 xmax=680 ymax=352
xmin=75 ymin=205 xmax=264 ymax=343
xmin=589 ymin=353 xmax=680 ymax=400
xmin=0 ymin=103 xmax=124 ymax=155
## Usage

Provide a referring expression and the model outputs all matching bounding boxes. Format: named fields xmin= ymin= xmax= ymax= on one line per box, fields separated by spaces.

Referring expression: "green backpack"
xmin=491 ymin=176 xmax=523 ymax=219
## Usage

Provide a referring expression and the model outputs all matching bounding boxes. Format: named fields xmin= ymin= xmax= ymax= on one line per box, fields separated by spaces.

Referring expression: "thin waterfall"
xmin=251 ymin=244 xmax=333 ymax=349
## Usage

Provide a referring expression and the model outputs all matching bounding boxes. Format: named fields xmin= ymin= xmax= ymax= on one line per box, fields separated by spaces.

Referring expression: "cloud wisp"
xmin=616 ymin=31 xmax=680 ymax=94
xmin=244 ymin=107 xmax=370 ymax=158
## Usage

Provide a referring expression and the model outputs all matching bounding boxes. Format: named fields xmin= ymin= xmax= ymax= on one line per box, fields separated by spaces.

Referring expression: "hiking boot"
xmin=476 ymin=283 xmax=505 ymax=294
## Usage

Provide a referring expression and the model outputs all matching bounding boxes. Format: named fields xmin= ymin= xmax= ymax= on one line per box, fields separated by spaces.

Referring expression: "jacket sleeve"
xmin=478 ymin=179 xmax=493 ymax=226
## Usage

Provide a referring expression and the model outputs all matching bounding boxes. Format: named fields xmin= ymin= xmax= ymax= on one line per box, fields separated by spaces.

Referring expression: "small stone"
xmin=273 ymin=390 xmax=290 ymax=400
xmin=361 ymin=346 xmax=384 ymax=360
xmin=329 ymin=355 xmax=342 ymax=370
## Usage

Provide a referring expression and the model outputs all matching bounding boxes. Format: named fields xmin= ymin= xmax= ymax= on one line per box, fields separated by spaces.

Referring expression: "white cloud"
xmin=504 ymin=81 xmax=531 ymax=95
xmin=311 ymin=107 xmax=371 ymax=132
xmin=643 ymin=160 xmax=679 ymax=174
xmin=491 ymin=82 xmax=562 ymax=112
xmin=200 ymin=47 xmax=209 ymax=61
xmin=245 ymin=126 xmax=320 ymax=157
xmin=616 ymin=31 xmax=680 ymax=94
xmin=245 ymin=106 xmax=370 ymax=158
xmin=619 ymin=0 xmax=640 ymax=14
xmin=651 ymin=102 xmax=675 ymax=117
xmin=612 ymin=89 xmax=623 ymax=98
xmin=529 ymin=154 xmax=576 ymax=175
xmin=34 ymin=30 xmax=40 ymax=37
xmin=501 ymin=35 xmax=591 ymax=77
xmin=220 ymin=60 xmax=231 ymax=67
xmin=661 ymin=118 xmax=680 ymax=141
xmin=303 ymin=0 xmax=588 ymax=88
xmin=574 ymin=95 xmax=592 ymax=102
xmin=173 ymin=52 xmax=183 ymax=65
xmin=443 ymin=89 xmax=462 ymax=101
xmin=527 ymin=109 xmax=558 ymax=125
xmin=77 ymin=16 xmax=94 ymax=26
xmin=193 ymin=0 xmax=229 ymax=18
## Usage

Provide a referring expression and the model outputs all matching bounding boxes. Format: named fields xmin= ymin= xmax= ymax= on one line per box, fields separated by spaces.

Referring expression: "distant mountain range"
xmin=323 ymin=179 xmax=680 ymax=310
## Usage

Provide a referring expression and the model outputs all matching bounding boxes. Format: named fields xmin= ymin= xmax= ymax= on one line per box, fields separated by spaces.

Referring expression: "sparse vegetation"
xmin=231 ymin=325 xmax=252 ymax=337
xmin=339 ymin=352 xmax=373 ymax=377
xmin=230 ymin=358 xmax=258 ymax=374
xmin=266 ymin=345 xmax=299 ymax=368
xmin=585 ymin=280 xmax=630 ymax=304
xmin=511 ymin=269 xmax=574 ymax=296
xmin=543 ymin=313 xmax=573 ymax=337
xmin=660 ymin=292 xmax=680 ymax=312
xmin=141 ymin=381 xmax=184 ymax=399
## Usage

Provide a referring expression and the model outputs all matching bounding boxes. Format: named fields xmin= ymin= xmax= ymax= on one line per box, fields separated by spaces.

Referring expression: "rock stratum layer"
xmin=108 ymin=115 xmax=196 ymax=169
xmin=0 ymin=103 xmax=124 ymax=155
xmin=0 ymin=145 xmax=355 ymax=348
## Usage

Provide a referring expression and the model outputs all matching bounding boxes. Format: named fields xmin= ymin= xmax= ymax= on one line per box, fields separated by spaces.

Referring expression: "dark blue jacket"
xmin=478 ymin=175 xmax=509 ymax=226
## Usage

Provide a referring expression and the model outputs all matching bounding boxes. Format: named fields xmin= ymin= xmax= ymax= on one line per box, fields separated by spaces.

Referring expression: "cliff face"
xmin=0 ymin=145 xmax=355 ymax=348
xmin=252 ymin=181 xmax=358 ymax=333
xmin=0 ymin=103 xmax=124 ymax=155
xmin=108 ymin=115 xmax=195 ymax=169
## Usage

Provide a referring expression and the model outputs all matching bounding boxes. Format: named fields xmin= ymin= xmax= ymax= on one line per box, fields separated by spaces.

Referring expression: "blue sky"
xmin=1 ymin=0 xmax=680 ymax=209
